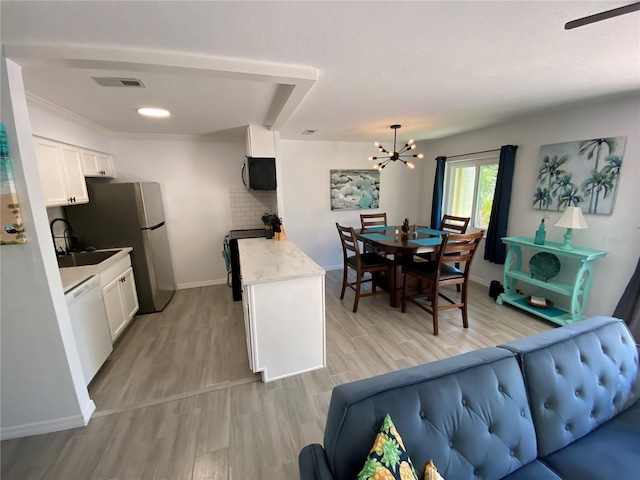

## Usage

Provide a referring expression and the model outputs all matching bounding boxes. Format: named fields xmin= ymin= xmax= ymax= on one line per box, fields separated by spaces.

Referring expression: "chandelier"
xmin=368 ymin=124 xmax=424 ymax=170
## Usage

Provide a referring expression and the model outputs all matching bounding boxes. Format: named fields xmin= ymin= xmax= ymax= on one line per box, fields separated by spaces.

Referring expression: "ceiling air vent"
xmin=301 ymin=129 xmax=317 ymax=136
xmin=92 ymin=77 xmax=146 ymax=88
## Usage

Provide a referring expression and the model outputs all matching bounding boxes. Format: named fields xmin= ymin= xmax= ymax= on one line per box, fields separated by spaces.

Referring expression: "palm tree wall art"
xmin=533 ymin=137 xmax=626 ymax=215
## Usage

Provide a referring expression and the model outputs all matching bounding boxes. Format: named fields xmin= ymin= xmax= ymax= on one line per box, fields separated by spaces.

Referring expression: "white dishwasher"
xmin=65 ymin=275 xmax=113 ymax=386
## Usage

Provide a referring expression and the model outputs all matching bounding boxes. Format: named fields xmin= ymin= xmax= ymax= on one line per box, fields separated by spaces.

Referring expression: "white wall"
xmin=279 ymin=140 xmax=424 ymax=270
xmin=1 ymin=55 xmax=92 ymax=439
xmin=112 ymin=137 xmax=245 ymax=288
xmin=417 ymin=94 xmax=640 ymax=317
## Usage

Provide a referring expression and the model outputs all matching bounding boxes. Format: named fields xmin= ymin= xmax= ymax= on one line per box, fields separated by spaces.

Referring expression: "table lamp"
xmin=555 ymin=207 xmax=588 ymax=250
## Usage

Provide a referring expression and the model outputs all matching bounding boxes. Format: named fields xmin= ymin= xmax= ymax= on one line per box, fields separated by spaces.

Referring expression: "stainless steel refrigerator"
xmin=65 ymin=182 xmax=176 ymax=313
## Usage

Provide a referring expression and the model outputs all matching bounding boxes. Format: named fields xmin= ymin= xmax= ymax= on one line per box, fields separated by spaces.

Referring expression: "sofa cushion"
xmin=540 ymin=398 xmax=640 ymax=480
xmin=324 ymin=347 xmax=538 ymax=480
xmin=499 ymin=316 xmax=639 ymax=456
xmin=299 ymin=444 xmax=334 ymax=480
xmin=357 ymin=413 xmax=418 ymax=480
xmin=500 ymin=459 xmax=563 ymax=480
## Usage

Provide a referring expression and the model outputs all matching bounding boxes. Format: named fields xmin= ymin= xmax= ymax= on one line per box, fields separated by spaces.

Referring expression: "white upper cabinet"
xmin=246 ymin=125 xmax=276 ymax=158
xmin=34 ymin=137 xmax=89 ymax=207
xmin=81 ymin=149 xmax=115 ymax=178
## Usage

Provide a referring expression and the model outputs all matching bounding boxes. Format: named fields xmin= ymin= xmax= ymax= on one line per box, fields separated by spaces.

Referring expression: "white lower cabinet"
xmin=100 ymin=255 xmax=139 ymax=341
xmin=242 ymin=275 xmax=325 ymax=382
xmin=238 ymin=239 xmax=326 ymax=382
xmin=242 ymin=287 xmax=254 ymax=371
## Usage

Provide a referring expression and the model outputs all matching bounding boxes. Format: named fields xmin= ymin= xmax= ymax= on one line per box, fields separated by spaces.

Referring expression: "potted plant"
xmin=262 ymin=211 xmax=274 ymax=239
xmin=401 ymin=218 xmax=410 ymax=240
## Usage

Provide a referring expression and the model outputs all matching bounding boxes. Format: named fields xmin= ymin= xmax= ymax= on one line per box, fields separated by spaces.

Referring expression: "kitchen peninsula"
xmin=238 ymin=238 xmax=326 ymax=382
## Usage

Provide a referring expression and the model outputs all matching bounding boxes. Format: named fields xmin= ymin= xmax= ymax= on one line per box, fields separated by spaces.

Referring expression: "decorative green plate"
xmin=529 ymin=252 xmax=560 ymax=282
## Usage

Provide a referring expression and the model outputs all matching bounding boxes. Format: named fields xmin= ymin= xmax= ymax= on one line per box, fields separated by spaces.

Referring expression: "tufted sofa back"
xmin=323 ymin=348 xmax=538 ymax=480
xmin=500 ymin=316 xmax=639 ymax=457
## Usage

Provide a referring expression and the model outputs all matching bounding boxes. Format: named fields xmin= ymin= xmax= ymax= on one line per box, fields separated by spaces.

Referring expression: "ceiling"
xmin=1 ymin=1 xmax=639 ymax=143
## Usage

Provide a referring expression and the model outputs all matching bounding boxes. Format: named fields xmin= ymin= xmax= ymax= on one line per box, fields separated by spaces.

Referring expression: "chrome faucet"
xmin=50 ymin=218 xmax=73 ymax=255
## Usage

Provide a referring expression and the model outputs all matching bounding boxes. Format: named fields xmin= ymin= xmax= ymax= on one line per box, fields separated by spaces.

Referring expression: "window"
xmin=443 ymin=156 xmax=499 ymax=230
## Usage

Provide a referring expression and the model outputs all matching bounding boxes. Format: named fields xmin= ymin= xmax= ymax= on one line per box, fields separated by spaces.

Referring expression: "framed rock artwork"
xmin=1 ymin=123 xmax=26 ymax=244
xmin=330 ymin=169 xmax=380 ymax=210
xmin=533 ymin=136 xmax=626 ymax=215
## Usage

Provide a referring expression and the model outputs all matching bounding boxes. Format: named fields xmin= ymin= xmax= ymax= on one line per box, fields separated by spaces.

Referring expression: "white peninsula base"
xmin=238 ymin=238 xmax=326 ymax=382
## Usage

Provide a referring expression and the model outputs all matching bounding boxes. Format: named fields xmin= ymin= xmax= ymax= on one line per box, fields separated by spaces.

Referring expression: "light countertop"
xmin=59 ymin=247 xmax=133 ymax=293
xmin=238 ymin=238 xmax=324 ymax=285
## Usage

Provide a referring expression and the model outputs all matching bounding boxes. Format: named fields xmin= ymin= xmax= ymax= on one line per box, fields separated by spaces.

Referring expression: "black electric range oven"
xmin=226 ymin=228 xmax=266 ymax=301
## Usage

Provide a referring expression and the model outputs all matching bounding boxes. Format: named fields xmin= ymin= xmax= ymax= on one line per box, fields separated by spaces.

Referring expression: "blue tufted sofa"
xmin=299 ymin=316 xmax=640 ymax=480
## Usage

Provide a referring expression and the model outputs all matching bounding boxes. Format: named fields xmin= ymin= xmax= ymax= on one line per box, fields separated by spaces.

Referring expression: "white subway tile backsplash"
xmin=229 ymin=187 xmax=277 ymax=229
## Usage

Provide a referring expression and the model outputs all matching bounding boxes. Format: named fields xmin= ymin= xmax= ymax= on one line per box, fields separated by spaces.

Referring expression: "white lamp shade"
xmin=555 ymin=207 xmax=589 ymax=229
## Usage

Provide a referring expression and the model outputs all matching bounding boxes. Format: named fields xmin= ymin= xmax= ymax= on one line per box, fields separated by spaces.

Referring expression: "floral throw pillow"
xmin=357 ymin=413 xmax=418 ymax=480
xmin=424 ymin=459 xmax=445 ymax=480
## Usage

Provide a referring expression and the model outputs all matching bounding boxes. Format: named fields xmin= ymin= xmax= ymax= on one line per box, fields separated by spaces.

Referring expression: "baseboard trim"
xmin=0 ymin=412 xmax=88 ymax=441
xmin=176 ymin=279 xmax=227 ymax=290
xmin=470 ymin=275 xmax=491 ymax=287
xmin=324 ymin=264 xmax=343 ymax=272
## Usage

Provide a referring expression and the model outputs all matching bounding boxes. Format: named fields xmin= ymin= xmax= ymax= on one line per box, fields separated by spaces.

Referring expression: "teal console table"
xmin=497 ymin=236 xmax=608 ymax=325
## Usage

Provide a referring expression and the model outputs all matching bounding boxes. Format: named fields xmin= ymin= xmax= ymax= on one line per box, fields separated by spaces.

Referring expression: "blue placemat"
xmin=408 ymin=237 xmax=443 ymax=247
xmin=513 ymin=298 xmax=566 ymax=318
xmin=363 ymin=226 xmax=396 ymax=232
xmin=417 ymin=228 xmax=447 ymax=236
xmin=360 ymin=233 xmax=392 ymax=241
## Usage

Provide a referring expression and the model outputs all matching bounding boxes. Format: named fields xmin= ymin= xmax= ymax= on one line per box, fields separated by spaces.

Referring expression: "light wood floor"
xmin=1 ymin=270 xmax=553 ymax=480
xmin=89 ymin=284 xmax=259 ymax=414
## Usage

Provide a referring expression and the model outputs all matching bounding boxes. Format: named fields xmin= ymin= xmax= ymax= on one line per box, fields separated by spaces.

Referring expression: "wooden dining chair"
xmin=360 ymin=212 xmax=388 ymax=230
xmin=360 ymin=212 xmax=390 ymax=256
xmin=442 ymin=215 xmax=471 ymax=291
xmin=417 ymin=214 xmax=472 ymax=291
xmin=336 ymin=223 xmax=394 ymax=313
xmin=402 ymin=230 xmax=484 ymax=335
xmin=440 ymin=214 xmax=471 ymax=234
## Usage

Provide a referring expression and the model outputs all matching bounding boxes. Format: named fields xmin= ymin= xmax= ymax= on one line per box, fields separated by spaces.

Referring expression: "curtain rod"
xmin=440 ymin=148 xmax=501 ymax=160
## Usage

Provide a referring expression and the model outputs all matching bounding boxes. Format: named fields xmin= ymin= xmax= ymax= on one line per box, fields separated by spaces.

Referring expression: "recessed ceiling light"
xmin=137 ymin=107 xmax=170 ymax=118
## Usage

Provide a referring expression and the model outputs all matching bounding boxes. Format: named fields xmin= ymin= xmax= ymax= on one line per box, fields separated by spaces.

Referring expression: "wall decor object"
xmin=330 ymin=169 xmax=380 ymax=210
xmin=533 ymin=136 xmax=626 ymax=215
xmin=0 ymin=123 xmax=26 ymax=244
xmin=528 ymin=252 xmax=561 ymax=282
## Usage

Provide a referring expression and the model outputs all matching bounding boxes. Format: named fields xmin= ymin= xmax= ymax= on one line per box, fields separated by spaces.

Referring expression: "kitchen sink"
xmin=57 ymin=250 xmax=120 ymax=268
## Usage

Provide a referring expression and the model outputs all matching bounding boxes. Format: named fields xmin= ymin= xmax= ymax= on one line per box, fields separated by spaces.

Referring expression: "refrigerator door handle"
xmin=146 ymin=222 xmax=165 ymax=231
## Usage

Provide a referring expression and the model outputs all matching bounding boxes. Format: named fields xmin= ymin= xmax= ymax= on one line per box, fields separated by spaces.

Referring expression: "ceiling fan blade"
xmin=565 ymin=1 xmax=640 ymax=29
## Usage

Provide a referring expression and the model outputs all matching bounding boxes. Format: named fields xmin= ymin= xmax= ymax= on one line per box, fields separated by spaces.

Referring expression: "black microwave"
xmin=243 ymin=156 xmax=277 ymax=190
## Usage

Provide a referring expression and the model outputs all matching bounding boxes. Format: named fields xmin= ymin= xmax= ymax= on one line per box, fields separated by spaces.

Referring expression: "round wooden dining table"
xmin=355 ymin=226 xmax=446 ymax=307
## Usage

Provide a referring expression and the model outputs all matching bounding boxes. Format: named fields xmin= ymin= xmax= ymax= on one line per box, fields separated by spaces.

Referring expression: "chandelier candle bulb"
xmin=369 ymin=124 xmax=423 ymax=170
